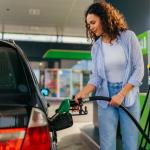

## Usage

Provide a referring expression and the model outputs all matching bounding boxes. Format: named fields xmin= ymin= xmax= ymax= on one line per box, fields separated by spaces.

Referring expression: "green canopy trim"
xmin=43 ymin=49 xmax=91 ymax=60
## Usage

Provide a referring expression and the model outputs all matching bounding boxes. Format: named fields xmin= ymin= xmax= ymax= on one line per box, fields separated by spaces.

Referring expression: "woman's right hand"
xmin=74 ymin=84 xmax=95 ymax=103
xmin=74 ymin=90 xmax=88 ymax=103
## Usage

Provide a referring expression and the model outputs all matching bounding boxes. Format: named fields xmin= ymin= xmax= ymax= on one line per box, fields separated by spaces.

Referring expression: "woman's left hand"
xmin=109 ymin=93 xmax=125 ymax=107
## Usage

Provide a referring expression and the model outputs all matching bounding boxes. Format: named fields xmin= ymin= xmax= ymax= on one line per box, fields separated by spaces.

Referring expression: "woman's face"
xmin=86 ymin=14 xmax=103 ymax=36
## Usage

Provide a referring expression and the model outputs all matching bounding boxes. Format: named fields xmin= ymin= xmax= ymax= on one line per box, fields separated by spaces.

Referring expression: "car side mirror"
xmin=48 ymin=113 xmax=73 ymax=131
xmin=41 ymin=88 xmax=49 ymax=96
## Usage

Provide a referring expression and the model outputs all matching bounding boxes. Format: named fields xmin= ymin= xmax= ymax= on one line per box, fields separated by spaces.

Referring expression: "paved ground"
xmin=57 ymin=123 xmax=93 ymax=150
xmin=58 ymin=134 xmax=91 ymax=150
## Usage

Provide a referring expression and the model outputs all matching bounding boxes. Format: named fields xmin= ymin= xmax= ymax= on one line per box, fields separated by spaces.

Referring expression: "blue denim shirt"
xmin=88 ymin=30 xmax=144 ymax=108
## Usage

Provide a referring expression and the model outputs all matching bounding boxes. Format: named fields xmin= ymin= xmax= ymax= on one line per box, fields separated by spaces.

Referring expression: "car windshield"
xmin=0 ymin=46 xmax=29 ymax=94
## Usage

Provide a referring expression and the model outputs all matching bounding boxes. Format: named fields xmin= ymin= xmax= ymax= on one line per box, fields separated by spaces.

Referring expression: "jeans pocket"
xmin=108 ymin=84 xmax=122 ymax=97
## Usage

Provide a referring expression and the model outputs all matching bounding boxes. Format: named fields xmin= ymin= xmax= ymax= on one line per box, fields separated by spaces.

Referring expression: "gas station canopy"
xmin=43 ymin=49 xmax=91 ymax=60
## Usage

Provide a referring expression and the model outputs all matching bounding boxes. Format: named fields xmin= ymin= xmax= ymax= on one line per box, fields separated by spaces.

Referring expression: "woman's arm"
xmin=110 ymin=83 xmax=134 ymax=106
xmin=75 ymin=44 xmax=101 ymax=103
xmin=119 ymin=83 xmax=134 ymax=97
xmin=128 ymin=31 xmax=144 ymax=86
xmin=110 ymin=31 xmax=144 ymax=106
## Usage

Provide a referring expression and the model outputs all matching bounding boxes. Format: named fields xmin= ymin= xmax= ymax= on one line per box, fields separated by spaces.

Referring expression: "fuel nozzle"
xmin=147 ymin=64 xmax=150 ymax=70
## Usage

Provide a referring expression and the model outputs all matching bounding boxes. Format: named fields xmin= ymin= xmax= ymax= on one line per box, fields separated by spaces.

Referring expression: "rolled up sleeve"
xmin=128 ymin=31 xmax=144 ymax=86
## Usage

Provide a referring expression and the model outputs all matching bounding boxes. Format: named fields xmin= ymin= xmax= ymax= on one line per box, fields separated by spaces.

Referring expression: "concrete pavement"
xmin=57 ymin=123 xmax=95 ymax=150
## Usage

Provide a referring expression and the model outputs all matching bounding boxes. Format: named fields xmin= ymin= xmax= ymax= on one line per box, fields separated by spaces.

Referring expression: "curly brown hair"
xmin=85 ymin=2 xmax=128 ymax=42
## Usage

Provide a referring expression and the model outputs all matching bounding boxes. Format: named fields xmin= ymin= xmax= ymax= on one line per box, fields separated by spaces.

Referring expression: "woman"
xmin=75 ymin=2 xmax=144 ymax=150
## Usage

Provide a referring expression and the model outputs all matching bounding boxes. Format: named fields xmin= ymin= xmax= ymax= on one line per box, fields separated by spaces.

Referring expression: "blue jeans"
xmin=98 ymin=82 xmax=140 ymax=150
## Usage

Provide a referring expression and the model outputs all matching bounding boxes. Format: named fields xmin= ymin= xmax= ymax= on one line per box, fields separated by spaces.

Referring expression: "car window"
xmin=0 ymin=106 xmax=30 ymax=128
xmin=0 ymin=47 xmax=29 ymax=94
